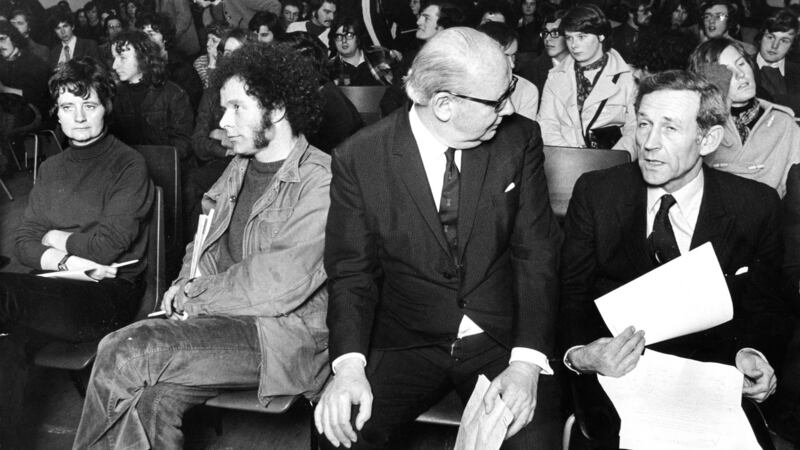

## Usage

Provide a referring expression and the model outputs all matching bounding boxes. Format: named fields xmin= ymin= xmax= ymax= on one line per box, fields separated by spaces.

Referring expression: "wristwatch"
xmin=58 ymin=253 xmax=71 ymax=271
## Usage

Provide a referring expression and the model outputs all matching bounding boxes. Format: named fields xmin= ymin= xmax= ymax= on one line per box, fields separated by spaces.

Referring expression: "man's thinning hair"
xmin=405 ymin=27 xmax=505 ymax=105
xmin=635 ymin=70 xmax=728 ymax=132
xmin=211 ymin=43 xmax=322 ymax=137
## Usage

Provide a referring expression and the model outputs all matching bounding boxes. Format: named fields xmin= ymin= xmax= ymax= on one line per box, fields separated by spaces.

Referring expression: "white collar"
xmin=646 ymin=168 xmax=705 ymax=222
xmin=756 ymin=53 xmax=786 ymax=76
xmin=408 ymin=105 xmax=449 ymax=156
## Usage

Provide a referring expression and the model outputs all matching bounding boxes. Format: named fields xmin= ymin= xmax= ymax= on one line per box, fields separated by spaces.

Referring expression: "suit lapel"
xmin=691 ymin=167 xmax=734 ymax=254
xmin=617 ymin=167 xmax=656 ymax=272
xmin=457 ymin=145 xmax=489 ymax=262
xmin=391 ymin=113 xmax=452 ymax=255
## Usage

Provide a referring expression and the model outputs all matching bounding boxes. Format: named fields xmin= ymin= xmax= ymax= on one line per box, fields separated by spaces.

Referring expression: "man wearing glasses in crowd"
xmin=699 ymin=0 xmax=756 ymax=54
xmin=315 ymin=27 xmax=562 ymax=449
xmin=516 ymin=8 xmax=568 ymax=109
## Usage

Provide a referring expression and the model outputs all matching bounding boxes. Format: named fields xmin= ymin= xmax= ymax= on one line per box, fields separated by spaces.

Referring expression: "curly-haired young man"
xmin=73 ymin=42 xmax=332 ymax=449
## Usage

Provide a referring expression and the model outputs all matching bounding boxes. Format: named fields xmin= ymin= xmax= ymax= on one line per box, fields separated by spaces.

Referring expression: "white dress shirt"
xmin=645 ymin=169 xmax=705 ymax=254
xmin=332 ymin=106 xmax=553 ymax=375
xmin=756 ymin=53 xmax=786 ymax=76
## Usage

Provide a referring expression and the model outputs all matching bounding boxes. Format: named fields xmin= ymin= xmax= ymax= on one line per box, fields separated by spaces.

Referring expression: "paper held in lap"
xmin=594 ymin=242 xmax=759 ymax=448
xmin=455 ymin=375 xmax=514 ymax=450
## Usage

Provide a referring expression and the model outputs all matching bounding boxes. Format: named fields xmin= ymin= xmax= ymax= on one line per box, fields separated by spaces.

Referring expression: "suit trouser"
xmin=321 ymin=333 xmax=559 ymax=449
xmin=0 ymin=273 xmax=140 ymax=448
xmin=73 ymin=315 xmax=260 ymax=450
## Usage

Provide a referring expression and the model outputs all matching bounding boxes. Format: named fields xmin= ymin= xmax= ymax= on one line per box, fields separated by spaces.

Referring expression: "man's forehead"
xmin=638 ymin=89 xmax=701 ymax=119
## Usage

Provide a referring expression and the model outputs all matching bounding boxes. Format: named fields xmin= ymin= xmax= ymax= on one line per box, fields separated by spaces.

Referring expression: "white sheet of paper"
xmin=454 ymin=375 xmax=514 ymax=450
xmin=37 ymin=270 xmax=97 ymax=282
xmin=598 ymin=350 xmax=759 ymax=450
xmin=594 ymin=242 xmax=733 ymax=345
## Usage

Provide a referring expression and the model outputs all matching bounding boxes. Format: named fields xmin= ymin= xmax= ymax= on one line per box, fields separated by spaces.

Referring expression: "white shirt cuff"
xmin=331 ymin=352 xmax=367 ymax=374
xmin=563 ymin=345 xmax=584 ymax=375
xmin=509 ymin=347 xmax=554 ymax=375
xmin=737 ymin=347 xmax=768 ymax=365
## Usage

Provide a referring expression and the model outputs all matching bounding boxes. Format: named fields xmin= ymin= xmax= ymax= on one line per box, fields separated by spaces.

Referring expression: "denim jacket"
xmin=177 ymin=136 xmax=332 ymax=402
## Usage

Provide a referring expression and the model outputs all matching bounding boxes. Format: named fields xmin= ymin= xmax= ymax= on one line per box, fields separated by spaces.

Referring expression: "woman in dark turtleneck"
xmin=689 ymin=37 xmax=800 ymax=197
xmin=0 ymin=58 xmax=153 ymax=446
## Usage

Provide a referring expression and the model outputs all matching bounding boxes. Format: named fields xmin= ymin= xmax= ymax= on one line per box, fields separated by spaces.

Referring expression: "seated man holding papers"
xmin=559 ymin=70 xmax=793 ymax=448
xmin=73 ymin=43 xmax=332 ymax=449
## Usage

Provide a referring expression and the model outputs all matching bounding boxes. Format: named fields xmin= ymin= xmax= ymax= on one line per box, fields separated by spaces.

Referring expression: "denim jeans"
xmin=73 ymin=315 xmax=260 ymax=450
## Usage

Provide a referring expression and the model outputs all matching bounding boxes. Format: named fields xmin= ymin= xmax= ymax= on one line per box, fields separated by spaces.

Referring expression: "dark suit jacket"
xmin=757 ymin=60 xmax=800 ymax=117
xmin=48 ymin=38 xmax=100 ymax=68
xmin=560 ymin=162 xmax=793 ymax=444
xmin=325 ymin=109 xmax=562 ymax=361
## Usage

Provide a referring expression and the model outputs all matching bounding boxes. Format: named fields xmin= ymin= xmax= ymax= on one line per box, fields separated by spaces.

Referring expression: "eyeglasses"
xmin=440 ymin=76 xmax=518 ymax=112
xmin=702 ymin=12 xmax=728 ymax=22
xmin=334 ymin=32 xmax=356 ymax=42
xmin=540 ymin=29 xmax=562 ymax=39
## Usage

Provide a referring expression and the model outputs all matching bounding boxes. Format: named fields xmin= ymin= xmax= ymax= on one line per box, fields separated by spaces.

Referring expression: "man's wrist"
xmin=331 ymin=352 xmax=367 ymax=374
xmin=563 ymin=345 xmax=585 ymax=375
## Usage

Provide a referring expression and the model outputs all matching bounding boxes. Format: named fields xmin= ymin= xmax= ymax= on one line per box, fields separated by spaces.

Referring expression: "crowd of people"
xmin=1 ymin=0 xmax=800 ymax=448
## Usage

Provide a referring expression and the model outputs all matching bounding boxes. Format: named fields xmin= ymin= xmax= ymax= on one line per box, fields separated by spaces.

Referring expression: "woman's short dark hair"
xmin=636 ymin=70 xmax=728 ymax=132
xmin=328 ymin=15 xmax=369 ymax=50
xmin=136 ymin=11 xmax=175 ymax=49
xmin=477 ymin=20 xmax=519 ymax=48
xmin=248 ymin=11 xmax=285 ymax=37
xmin=111 ymin=29 xmax=167 ymax=86
xmin=211 ymin=43 xmax=322 ymax=137
xmin=561 ymin=4 xmax=611 ymax=50
xmin=49 ymin=57 xmax=116 ymax=116
xmin=0 ymin=20 xmax=28 ymax=51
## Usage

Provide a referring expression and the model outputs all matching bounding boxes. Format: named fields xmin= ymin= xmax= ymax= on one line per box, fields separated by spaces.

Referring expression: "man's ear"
xmin=430 ymin=92 xmax=453 ymax=122
xmin=269 ymin=105 xmax=287 ymax=125
xmin=699 ymin=124 xmax=724 ymax=156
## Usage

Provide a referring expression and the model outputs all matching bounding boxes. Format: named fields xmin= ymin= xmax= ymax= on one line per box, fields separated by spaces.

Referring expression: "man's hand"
xmin=483 ymin=361 xmax=540 ymax=439
xmin=736 ymin=350 xmax=777 ymax=402
xmin=568 ymin=326 xmax=645 ymax=377
xmin=41 ymin=230 xmax=72 ymax=252
xmin=314 ymin=360 xmax=373 ymax=448
xmin=160 ymin=282 xmax=191 ymax=320
xmin=86 ymin=264 xmax=117 ymax=280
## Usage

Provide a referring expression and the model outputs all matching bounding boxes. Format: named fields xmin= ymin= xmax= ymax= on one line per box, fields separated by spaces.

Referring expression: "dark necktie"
xmin=648 ymin=194 xmax=681 ymax=265
xmin=439 ymin=148 xmax=460 ymax=260
xmin=759 ymin=66 xmax=786 ymax=96
xmin=63 ymin=44 xmax=71 ymax=62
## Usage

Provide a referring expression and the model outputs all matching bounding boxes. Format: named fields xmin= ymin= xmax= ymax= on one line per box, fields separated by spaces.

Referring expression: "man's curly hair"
xmin=211 ymin=43 xmax=322 ymax=137
xmin=111 ymin=29 xmax=167 ymax=87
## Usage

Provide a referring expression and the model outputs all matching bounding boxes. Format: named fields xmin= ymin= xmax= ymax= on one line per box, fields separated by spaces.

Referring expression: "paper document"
xmin=454 ymin=375 xmax=513 ymax=450
xmin=189 ymin=209 xmax=214 ymax=279
xmin=38 ymin=270 xmax=97 ymax=282
xmin=595 ymin=242 xmax=733 ymax=345
xmin=598 ymin=350 xmax=759 ymax=449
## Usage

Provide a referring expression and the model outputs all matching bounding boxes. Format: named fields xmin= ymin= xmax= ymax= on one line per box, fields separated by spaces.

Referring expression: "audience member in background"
xmin=478 ymin=21 xmax=539 ymax=120
xmin=9 ymin=9 xmax=48 ymax=61
xmin=98 ymin=14 xmax=125 ymax=66
xmin=282 ymin=0 xmax=303 ymax=28
xmin=286 ymin=0 xmax=336 ymax=48
xmin=611 ymin=0 xmax=654 ymax=61
xmin=223 ymin=0 xmax=281 ymax=30
xmin=249 ymin=10 xmax=284 ymax=43
xmin=559 ymin=70 xmax=791 ymax=450
xmin=656 ymin=0 xmax=698 ymax=35
xmin=48 ymin=11 xmax=100 ymax=68
xmin=154 ymin=0 xmax=200 ymax=57
xmin=517 ymin=0 xmax=543 ymax=53
xmin=690 ymin=37 xmax=800 ymax=197
xmin=755 ymin=9 xmax=800 ymax=115
xmin=0 ymin=20 xmax=50 ymax=117
xmin=627 ymin=28 xmax=698 ymax=83
xmin=74 ymin=8 xmax=90 ymax=36
xmin=0 ymin=57 xmax=153 ymax=448
xmin=124 ymin=0 xmax=140 ymax=29
xmin=138 ymin=12 xmax=203 ymax=111
xmin=516 ymin=8 xmax=568 ymax=107
xmin=476 ymin=0 xmax=514 ymax=25
xmin=193 ymin=21 xmax=229 ymax=88
xmin=316 ymin=26 xmax=562 ymax=450
xmin=328 ymin=16 xmax=397 ymax=86
xmin=83 ymin=1 xmax=104 ymax=41
xmin=283 ymin=31 xmax=363 ymax=153
xmin=537 ymin=4 xmax=636 ymax=150
xmin=699 ymin=0 xmax=757 ymax=54
xmin=74 ymin=42 xmax=331 ymax=450
xmin=184 ymin=28 xmax=247 ymax=234
xmin=109 ymin=30 xmax=194 ymax=170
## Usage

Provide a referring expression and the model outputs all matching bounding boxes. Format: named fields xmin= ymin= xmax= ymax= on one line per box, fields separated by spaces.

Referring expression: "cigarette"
xmin=111 ymin=260 xmax=139 ymax=268
xmin=148 ymin=310 xmax=167 ymax=317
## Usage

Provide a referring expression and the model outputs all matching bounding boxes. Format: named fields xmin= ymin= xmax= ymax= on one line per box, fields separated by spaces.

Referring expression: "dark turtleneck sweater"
xmin=14 ymin=132 xmax=154 ymax=282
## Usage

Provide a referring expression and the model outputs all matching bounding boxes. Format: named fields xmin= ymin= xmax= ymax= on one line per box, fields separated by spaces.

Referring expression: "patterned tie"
xmin=439 ymin=148 xmax=460 ymax=261
xmin=648 ymin=194 xmax=681 ymax=265
xmin=63 ymin=44 xmax=71 ymax=62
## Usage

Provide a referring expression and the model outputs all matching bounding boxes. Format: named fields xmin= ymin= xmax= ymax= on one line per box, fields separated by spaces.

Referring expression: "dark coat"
xmin=325 ymin=109 xmax=562 ymax=360
xmin=48 ymin=37 xmax=100 ymax=68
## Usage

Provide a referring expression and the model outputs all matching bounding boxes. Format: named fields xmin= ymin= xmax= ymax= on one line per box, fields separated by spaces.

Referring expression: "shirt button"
xmin=458 ymin=299 xmax=466 ymax=308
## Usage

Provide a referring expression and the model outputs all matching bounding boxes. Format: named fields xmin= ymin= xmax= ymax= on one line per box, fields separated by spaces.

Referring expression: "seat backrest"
xmin=135 ymin=186 xmax=166 ymax=319
xmin=132 ymin=145 xmax=182 ymax=279
xmin=544 ymin=145 xmax=631 ymax=218
xmin=338 ymin=86 xmax=387 ymax=125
